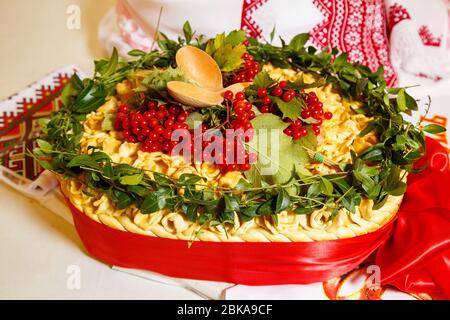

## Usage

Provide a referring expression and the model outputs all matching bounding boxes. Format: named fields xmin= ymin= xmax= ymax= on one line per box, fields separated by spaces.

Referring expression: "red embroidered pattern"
xmin=387 ymin=3 xmax=411 ymax=33
xmin=418 ymin=25 xmax=442 ymax=47
xmin=240 ymin=0 xmax=268 ymax=38
xmin=310 ymin=0 xmax=397 ymax=86
xmin=0 ymin=73 xmax=70 ymax=132
xmin=0 ymin=67 xmax=76 ymax=180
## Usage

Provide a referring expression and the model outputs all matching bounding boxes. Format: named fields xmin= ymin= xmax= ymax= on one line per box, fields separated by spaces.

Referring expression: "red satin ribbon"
xmin=66 ymin=138 xmax=450 ymax=298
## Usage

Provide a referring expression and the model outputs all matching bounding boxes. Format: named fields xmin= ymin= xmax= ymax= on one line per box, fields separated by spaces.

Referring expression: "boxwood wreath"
xmin=33 ymin=22 xmax=445 ymax=228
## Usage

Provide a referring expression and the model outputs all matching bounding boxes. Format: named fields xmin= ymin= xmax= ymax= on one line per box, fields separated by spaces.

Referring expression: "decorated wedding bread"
xmin=36 ymin=24 xmax=433 ymax=243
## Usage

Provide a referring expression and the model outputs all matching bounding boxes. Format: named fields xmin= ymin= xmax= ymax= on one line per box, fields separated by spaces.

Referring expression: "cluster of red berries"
xmin=218 ymin=144 xmax=256 ymax=173
xmin=189 ymin=129 xmax=256 ymax=173
xmin=283 ymin=92 xmax=332 ymax=138
xmin=224 ymin=90 xmax=256 ymax=142
xmin=114 ymin=101 xmax=189 ymax=153
xmin=113 ymin=99 xmax=256 ymax=173
xmin=253 ymin=83 xmax=333 ymax=138
xmin=255 ymin=80 xmax=300 ymax=114
xmin=300 ymin=92 xmax=332 ymax=121
xmin=283 ymin=119 xmax=309 ymax=140
xmin=216 ymin=90 xmax=257 ymax=172
xmin=230 ymin=52 xmax=261 ymax=84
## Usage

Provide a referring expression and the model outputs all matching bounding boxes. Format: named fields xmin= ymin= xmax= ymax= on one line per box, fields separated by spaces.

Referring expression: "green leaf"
xmin=220 ymin=210 xmax=235 ymax=224
xmin=387 ymin=181 xmax=407 ymax=196
xmin=223 ymin=194 xmax=240 ymax=213
xmin=127 ymin=49 xmax=146 ymax=57
xmin=423 ymin=124 xmax=446 ymax=134
xmin=213 ymin=33 xmax=226 ymax=50
xmin=271 ymin=214 xmax=279 ymax=226
xmin=293 ymin=206 xmax=314 ymax=215
xmin=111 ymin=190 xmax=133 ymax=209
xmin=102 ymin=48 xmax=119 ymax=77
xmin=205 ymin=40 xmax=216 ymax=56
xmin=258 ymin=199 xmax=275 ymax=215
xmin=198 ymin=213 xmax=213 ymax=225
xmin=241 ymin=205 xmax=259 ymax=222
xmin=359 ymin=144 xmax=385 ymax=161
xmin=405 ymin=92 xmax=418 ymax=111
xmin=205 ymin=30 xmax=247 ymax=72
xmin=119 ymin=172 xmax=144 ymax=185
xmin=288 ymin=33 xmax=309 ymax=51
xmin=396 ymin=88 xmax=406 ymax=112
xmin=39 ymin=160 xmax=54 ymax=171
xmin=225 ymin=30 xmax=246 ymax=46
xmin=319 ymin=177 xmax=334 ymax=195
xmin=33 ymin=148 xmax=45 ymax=157
xmin=183 ymin=204 xmax=199 ymax=221
xmin=60 ymin=74 xmax=83 ymax=107
xmin=37 ymin=118 xmax=50 ymax=133
xmin=275 ymin=189 xmax=290 ymax=213
xmin=354 ymin=78 xmax=368 ymax=98
xmin=213 ymin=44 xmax=246 ymax=72
xmin=292 ymin=128 xmax=318 ymax=154
xmin=384 ymin=164 xmax=400 ymax=191
xmin=140 ymin=192 xmax=166 ymax=214
xmin=327 ymin=206 xmax=340 ymax=222
xmin=67 ymin=155 xmax=101 ymax=170
xmin=383 ymin=93 xmax=390 ymax=106
xmin=295 ymin=164 xmax=313 ymax=182
xmin=342 ymin=193 xmax=360 ymax=214
xmin=272 ymin=96 xmax=302 ymax=119
xmin=182 ymin=21 xmax=193 ymax=44
xmin=127 ymin=185 xmax=150 ymax=197
xmin=103 ymin=163 xmax=114 ymax=179
xmin=359 ymin=120 xmax=379 ymax=137
xmin=269 ymin=26 xmax=276 ymax=43
xmin=234 ymin=179 xmax=253 ymax=191
xmin=36 ymin=139 xmax=53 ymax=153
xmin=112 ymin=164 xmax=140 ymax=176
xmin=307 ymin=183 xmax=321 ymax=198
xmin=91 ymin=151 xmax=111 ymax=163
xmin=288 ymin=76 xmax=326 ymax=91
xmin=245 ymin=114 xmax=316 ymax=194
xmin=72 ymin=113 xmax=86 ymax=122
xmin=334 ymin=53 xmax=348 ymax=67
xmin=177 ymin=173 xmax=202 ymax=186
xmin=140 ymin=67 xmax=186 ymax=96
xmin=73 ymin=80 xmax=106 ymax=114
xmin=251 ymin=71 xmax=275 ymax=89
xmin=153 ymin=172 xmax=173 ymax=186
xmin=373 ymin=193 xmax=389 ymax=210
xmin=185 ymin=112 xmax=204 ymax=130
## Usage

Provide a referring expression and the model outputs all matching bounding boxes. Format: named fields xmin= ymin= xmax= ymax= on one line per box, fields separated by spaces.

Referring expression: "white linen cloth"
xmin=386 ymin=0 xmax=450 ymax=82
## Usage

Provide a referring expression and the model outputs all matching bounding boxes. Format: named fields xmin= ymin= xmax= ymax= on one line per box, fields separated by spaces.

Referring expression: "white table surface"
xmin=0 ymin=0 xmax=200 ymax=299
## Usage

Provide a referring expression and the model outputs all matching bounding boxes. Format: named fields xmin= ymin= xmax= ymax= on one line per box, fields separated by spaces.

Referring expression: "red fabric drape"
xmin=376 ymin=137 xmax=450 ymax=298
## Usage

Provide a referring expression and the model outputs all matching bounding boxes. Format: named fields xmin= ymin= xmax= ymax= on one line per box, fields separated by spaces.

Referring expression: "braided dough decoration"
xmin=61 ymin=67 xmax=404 ymax=242
xmin=61 ymin=178 xmax=402 ymax=242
